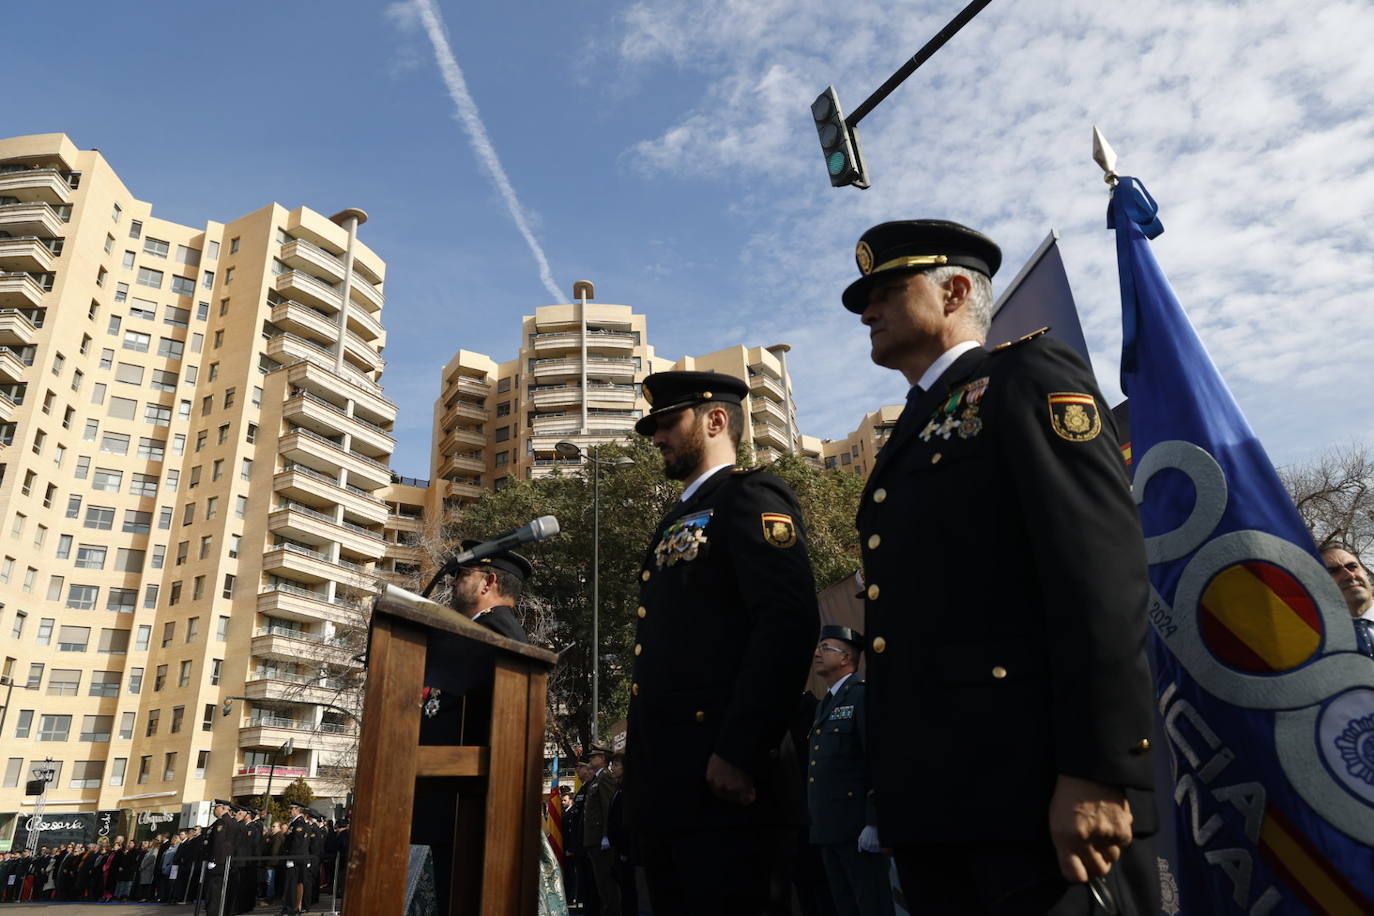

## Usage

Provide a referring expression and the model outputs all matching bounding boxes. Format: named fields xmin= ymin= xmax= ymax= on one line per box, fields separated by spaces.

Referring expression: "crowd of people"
xmin=0 ymin=801 xmax=348 ymax=913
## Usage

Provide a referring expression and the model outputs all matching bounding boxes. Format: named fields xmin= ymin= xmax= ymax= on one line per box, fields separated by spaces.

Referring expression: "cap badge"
xmin=761 ymin=512 xmax=797 ymax=548
xmin=642 ymin=383 xmax=654 ymax=406
xmin=856 ymin=240 xmax=874 ymax=275
xmin=1047 ymin=392 xmax=1101 ymax=442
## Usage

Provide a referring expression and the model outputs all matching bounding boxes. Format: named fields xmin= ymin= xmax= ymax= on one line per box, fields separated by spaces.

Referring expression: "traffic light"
xmin=812 ymin=86 xmax=869 ymax=189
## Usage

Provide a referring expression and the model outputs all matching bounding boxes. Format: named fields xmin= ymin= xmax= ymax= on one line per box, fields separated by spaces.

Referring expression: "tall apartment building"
xmin=426 ymin=294 xmax=809 ymax=512
xmin=0 ymin=133 xmax=398 ymax=846
xmin=821 ymin=405 xmax=903 ymax=477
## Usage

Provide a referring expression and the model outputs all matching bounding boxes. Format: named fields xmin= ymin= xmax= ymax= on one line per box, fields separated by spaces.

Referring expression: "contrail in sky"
xmin=409 ymin=0 xmax=563 ymax=303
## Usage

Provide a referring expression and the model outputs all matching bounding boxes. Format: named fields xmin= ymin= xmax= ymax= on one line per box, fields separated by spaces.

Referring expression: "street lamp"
xmin=555 ymin=439 xmax=634 ymax=745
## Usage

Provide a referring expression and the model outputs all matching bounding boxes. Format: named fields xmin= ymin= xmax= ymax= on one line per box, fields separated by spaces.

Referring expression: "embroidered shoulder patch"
xmin=761 ymin=512 xmax=797 ymax=548
xmin=1047 ymin=392 xmax=1101 ymax=442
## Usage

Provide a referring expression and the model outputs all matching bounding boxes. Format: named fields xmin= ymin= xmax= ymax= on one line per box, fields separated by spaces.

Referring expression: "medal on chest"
xmin=920 ymin=376 xmax=989 ymax=442
xmin=654 ymin=509 xmax=713 ymax=568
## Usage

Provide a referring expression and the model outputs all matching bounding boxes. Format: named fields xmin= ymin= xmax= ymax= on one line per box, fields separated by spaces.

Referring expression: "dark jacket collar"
xmin=866 ymin=347 xmax=988 ymax=489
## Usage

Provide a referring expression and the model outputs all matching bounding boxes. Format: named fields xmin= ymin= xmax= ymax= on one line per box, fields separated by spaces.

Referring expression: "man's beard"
xmin=662 ymin=422 xmax=706 ymax=481
xmin=448 ymin=580 xmax=479 ymax=616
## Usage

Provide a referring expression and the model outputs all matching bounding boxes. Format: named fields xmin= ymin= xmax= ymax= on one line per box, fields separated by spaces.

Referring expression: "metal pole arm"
xmin=846 ymin=0 xmax=993 ymax=127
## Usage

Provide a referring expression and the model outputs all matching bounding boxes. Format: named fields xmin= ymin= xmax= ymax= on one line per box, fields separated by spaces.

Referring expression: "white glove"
xmin=285 ymin=861 xmax=294 ymax=868
xmin=206 ymin=863 xmax=216 ymax=870
xmin=858 ymin=825 xmax=881 ymax=853
xmin=600 ymin=836 xmax=610 ymax=851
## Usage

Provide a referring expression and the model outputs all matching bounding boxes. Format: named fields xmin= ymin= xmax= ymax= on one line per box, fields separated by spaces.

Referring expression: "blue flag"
xmin=1112 ymin=177 xmax=1374 ymax=914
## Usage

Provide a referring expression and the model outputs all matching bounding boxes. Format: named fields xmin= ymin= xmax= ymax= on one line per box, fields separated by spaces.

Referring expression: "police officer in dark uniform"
xmin=843 ymin=220 xmax=1157 ymax=914
xmin=280 ymin=803 xmax=308 ymax=916
xmin=807 ymin=625 xmax=892 ymax=916
xmin=624 ymin=370 xmax=820 ymax=916
xmin=235 ymin=807 xmax=262 ymax=913
xmin=304 ymin=810 xmax=323 ymax=909
xmin=204 ymin=801 xmax=239 ymax=916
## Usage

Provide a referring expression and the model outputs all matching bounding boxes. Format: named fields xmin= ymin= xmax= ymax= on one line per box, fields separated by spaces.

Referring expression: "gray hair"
xmin=924 ymin=266 xmax=994 ymax=336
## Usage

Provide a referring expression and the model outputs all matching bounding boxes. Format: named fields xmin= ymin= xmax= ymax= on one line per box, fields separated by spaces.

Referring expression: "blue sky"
xmin=6 ymin=0 xmax=1373 ymax=476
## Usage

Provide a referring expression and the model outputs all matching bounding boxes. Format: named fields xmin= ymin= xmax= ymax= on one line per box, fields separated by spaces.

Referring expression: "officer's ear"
xmin=942 ymin=272 xmax=972 ymax=315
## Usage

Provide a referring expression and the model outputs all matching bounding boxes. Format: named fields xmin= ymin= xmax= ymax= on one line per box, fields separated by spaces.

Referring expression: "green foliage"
xmin=245 ymin=775 xmax=316 ymax=826
xmin=439 ymin=437 xmax=863 ymax=754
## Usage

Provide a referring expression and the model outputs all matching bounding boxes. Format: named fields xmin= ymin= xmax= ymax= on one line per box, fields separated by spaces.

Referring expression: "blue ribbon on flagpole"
xmin=1108 ymin=176 xmax=1164 ymax=391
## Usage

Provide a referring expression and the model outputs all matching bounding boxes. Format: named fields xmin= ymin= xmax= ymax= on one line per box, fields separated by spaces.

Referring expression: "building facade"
xmin=821 ymin=405 xmax=902 ymax=477
xmin=0 ymin=133 xmax=399 ymax=845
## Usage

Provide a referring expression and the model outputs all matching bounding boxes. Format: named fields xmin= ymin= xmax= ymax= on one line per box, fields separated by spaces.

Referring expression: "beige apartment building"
xmin=0 ymin=133 xmax=401 ymax=847
xmin=426 ymin=295 xmax=815 ymax=513
xmin=821 ymin=405 xmax=903 ymax=477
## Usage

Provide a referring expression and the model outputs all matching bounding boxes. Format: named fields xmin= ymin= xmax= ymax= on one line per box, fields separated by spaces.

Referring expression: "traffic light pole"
xmin=845 ymin=0 xmax=993 ymax=129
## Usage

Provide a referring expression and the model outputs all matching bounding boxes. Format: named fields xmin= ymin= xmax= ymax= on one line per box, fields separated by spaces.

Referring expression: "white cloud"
xmin=609 ymin=0 xmax=1374 ymax=462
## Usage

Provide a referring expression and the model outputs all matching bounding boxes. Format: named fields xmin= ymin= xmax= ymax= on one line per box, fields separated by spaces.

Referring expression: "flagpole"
xmin=1091 ymin=126 xmax=1120 ymax=188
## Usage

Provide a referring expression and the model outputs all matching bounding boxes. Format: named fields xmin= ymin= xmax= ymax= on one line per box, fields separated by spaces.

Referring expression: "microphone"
xmin=445 ymin=515 xmax=561 ymax=570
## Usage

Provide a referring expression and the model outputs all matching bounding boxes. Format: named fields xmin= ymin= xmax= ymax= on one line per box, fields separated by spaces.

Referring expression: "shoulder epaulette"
xmin=731 ymin=465 xmax=763 ymax=475
xmin=991 ymin=326 xmax=1050 ymax=352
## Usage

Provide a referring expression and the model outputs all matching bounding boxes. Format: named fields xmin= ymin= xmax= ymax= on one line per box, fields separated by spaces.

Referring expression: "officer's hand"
xmin=705 ymin=753 xmax=756 ymax=806
xmin=857 ymin=825 xmax=881 ymax=853
xmin=1048 ymin=774 xmax=1132 ymax=883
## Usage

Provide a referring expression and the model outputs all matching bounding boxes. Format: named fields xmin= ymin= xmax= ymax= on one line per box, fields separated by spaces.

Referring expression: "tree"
xmin=434 ymin=436 xmax=864 ymax=755
xmin=1278 ymin=442 xmax=1374 ymax=558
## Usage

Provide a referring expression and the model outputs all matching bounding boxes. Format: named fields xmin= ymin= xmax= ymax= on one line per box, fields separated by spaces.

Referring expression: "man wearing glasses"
xmin=808 ymin=625 xmax=893 ymax=916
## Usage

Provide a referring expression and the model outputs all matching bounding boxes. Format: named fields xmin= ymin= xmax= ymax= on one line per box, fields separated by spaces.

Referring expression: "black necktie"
xmin=1355 ymin=619 xmax=1374 ymax=658
xmin=894 ymin=384 xmax=924 ymax=437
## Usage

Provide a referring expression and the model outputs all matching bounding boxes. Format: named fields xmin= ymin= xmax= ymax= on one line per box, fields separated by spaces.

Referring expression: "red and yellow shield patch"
xmin=761 ymin=512 xmax=797 ymax=548
xmin=1047 ymin=392 xmax=1101 ymax=442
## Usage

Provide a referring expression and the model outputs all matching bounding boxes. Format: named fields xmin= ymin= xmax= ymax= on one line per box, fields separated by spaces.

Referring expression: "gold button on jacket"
xmin=870 ymin=636 xmax=886 ymax=654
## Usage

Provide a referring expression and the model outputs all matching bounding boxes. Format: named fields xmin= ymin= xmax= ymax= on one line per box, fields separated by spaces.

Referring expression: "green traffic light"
xmin=827 ymin=151 xmax=847 ymax=176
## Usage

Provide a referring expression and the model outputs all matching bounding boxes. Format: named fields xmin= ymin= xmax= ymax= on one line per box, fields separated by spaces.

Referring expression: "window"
xmin=192 ymin=575 xmax=205 ymax=599
xmin=114 ymin=281 xmax=128 ymax=302
xmin=65 ymin=585 xmax=98 ymax=611
xmin=151 ymin=368 xmax=177 ymax=391
xmin=88 ymin=671 xmax=120 ymax=697
xmin=216 ymin=424 xmax=228 ymax=444
xmin=99 ymin=432 xmax=129 ymax=455
xmin=212 ymin=329 xmax=223 ymax=349
xmin=97 ymin=628 xmax=130 ymax=654
xmin=129 ymin=299 xmax=156 ymax=320
xmin=127 ymin=670 xmax=142 ymax=697
xmin=170 ymin=275 xmax=195 ymax=296
xmin=104 ymin=233 xmax=115 ymax=254
xmin=128 ymin=217 xmax=139 ymax=237
xmin=0 ymin=555 xmax=11 ymax=582
xmin=202 ymin=705 xmax=216 ymax=731
xmin=252 ymin=386 xmax=262 ymax=407
xmin=165 ymin=469 xmax=179 ymax=491
xmin=47 ymin=668 xmax=81 ymax=695
xmin=207 ymin=240 xmax=220 ymax=260
xmin=153 ymin=666 xmax=167 ymax=692
xmin=170 ymin=706 xmax=185 ymax=733
xmin=105 ymin=587 xmax=136 ymax=613
xmin=205 ymin=496 xmax=218 ymax=519
xmin=92 ymin=467 xmax=122 ymax=492
xmin=108 ymin=314 xmax=121 ymax=335
xmin=246 ymin=423 xmax=257 ymax=443
xmin=2 ymin=758 xmax=20 ymax=788
xmin=186 ymin=616 xmax=200 ymax=642
xmin=210 ymin=659 xmax=222 ymax=686
xmin=183 ymin=502 xmax=195 ymax=525
xmin=495 ymin=426 xmax=511 ymax=442
xmin=108 ymin=395 xmax=137 ymax=420
xmin=81 ymin=715 xmax=114 ymax=742
xmin=115 ymin=362 xmax=145 ymax=386
xmin=74 ymin=543 xmax=107 ymax=568
xmin=110 ymin=758 xmax=127 ymax=787
xmin=84 ymin=505 xmax=115 ymax=529
xmin=221 ymin=573 xmax=236 ymax=599
xmin=137 ymin=436 xmax=165 ymax=460
xmin=143 ymin=236 xmax=169 ymax=258
xmin=122 ymin=510 xmax=152 ymax=534
xmin=122 ymin=250 xmax=136 ymax=269
xmin=137 ymin=756 xmax=150 ymax=784
xmin=146 ymin=709 xmax=160 ymax=736
xmin=70 ymin=760 xmax=104 ymax=789
xmin=176 ymin=244 xmax=200 ymax=266
xmin=11 ymin=512 xmax=25 ymax=535
xmin=191 ymin=332 xmax=203 ymax=353
xmin=235 ymin=495 xmax=248 ymax=519
xmin=150 ymin=546 xmax=165 ymax=569
xmin=240 ymin=458 xmax=253 ymax=480
xmin=216 ymin=616 xmax=229 ymax=641
xmin=144 ymin=403 xmax=172 ymax=426
xmin=115 ymin=549 xmax=145 ymax=572
xmin=36 ymin=618 xmax=54 ymax=646
xmin=57 ymin=625 xmax=91 ymax=652
xmin=38 ymin=714 xmax=72 ymax=741
xmin=157 ymin=337 xmax=184 ymax=360
xmin=161 ymin=621 xmax=175 ymax=648
xmin=211 ymin=459 xmax=223 ymax=482
xmin=14 ymin=710 xmax=33 ymax=738
xmin=91 ymin=382 xmax=106 ymax=405
xmin=9 ymin=610 xmax=24 ymax=639
xmin=202 ymin=270 xmax=214 ymax=290
xmin=496 ymin=401 xmax=511 ymax=417
xmin=144 ymin=583 xmax=159 ymax=608
xmin=74 ymin=455 xmax=91 ymax=479
xmin=25 ymin=663 xmax=43 ymax=689
xmin=130 ymin=473 xmax=157 ymax=496
xmin=136 ymin=624 xmax=151 ymax=650
xmin=164 ymin=305 xmax=190 ymax=327
xmin=229 ymin=236 xmax=239 ymax=254
xmin=136 ymin=267 xmax=163 ymax=289
xmin=178 ymin=660 xmax=191 ymax=687
xmin=223 ymin=387 xmax=235 ymax=408
xmin=188 ymin=465 xmax=201 ymax=488
xmin=158 ymin=507 xmax=173 ymax=529
xmin=162 ymin=752 xmax=176 ymax=781
xmin=195 ymin=430 xmax=207 ymax=451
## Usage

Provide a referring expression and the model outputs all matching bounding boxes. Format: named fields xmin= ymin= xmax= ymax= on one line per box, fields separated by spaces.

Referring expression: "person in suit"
xmin=807 ymin=626 xmax=892 ymax=916
xmin=624 ymin=370 xmax=820 ymax=916
xmin=581 ymin=747 xmax=621 ymax=916
xmin=842 ymin=220 xmax=1158 ymax=914
xmin=1321 ymin=545 xmax=1374 ymax=656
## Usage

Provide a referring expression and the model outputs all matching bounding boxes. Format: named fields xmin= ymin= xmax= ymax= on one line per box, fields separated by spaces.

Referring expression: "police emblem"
xmin=422 ymin=686 xmax=442 ymax=719
xmin=1047 ymin=392 xmax=1101 ymax=442
xmin=856 ymin=240 xmax=874 ymax=275
xmin=761 ymin=512 xmax=797 ymax=548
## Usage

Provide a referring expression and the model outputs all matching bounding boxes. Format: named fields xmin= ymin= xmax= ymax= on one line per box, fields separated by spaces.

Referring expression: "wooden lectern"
xmin=344 ymin=583 xmax=558 ymax=916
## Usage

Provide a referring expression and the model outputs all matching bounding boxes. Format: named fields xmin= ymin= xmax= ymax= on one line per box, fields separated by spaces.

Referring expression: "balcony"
xmin=749 ymin=371 xmax=785 ymax=400
xmin=0 ymin=169 xmax=73 ymax=206
xmin=281 ymin=239 xmax=345 ymax=284
xmin=276 ymin=270 xmax=343 ymax=313
xmin=275 ymin=465 xmax=390 ymax=526
xmin=387 ymin=514 xmax=423 ymax=534
xmin=0 ymin=273 xmax=45 ymax=309
xmin=0 ymin=347 xmax=25 ymax=383
xmin=269 ymin=502 xmax=387 ymax=558
xmin=443 ymin=480 xmax=484 ymax=501
xmin=530 ymin=414 xmax=581 ymax=436
xmin=586 ymin=384 xmax=637 ymax=406
xmin=261 ymin=543 xmax=376 ymax=589
xmin=0 ymin=391 xmax=14 ymax=423
xmin=0 ymin=202 xmax=66 ymax=238
xmin=284 ymin=359 xmax=395 ymax=428
xmin=440 ymin=425 xmax=485 ymax=453
xmin=530 ymin=430 xmax=632 ymax=454
xmin=244 ymin=674 xmax=347 ymax=706
xmin=0 ymin=309 xmax=39 ymax=347
xmin=529 ymin=385 xmax=582 ymax=409
xmin=445 ymin=401 xmax=487 ymax=423
xmin=530 ymin=357 xmax=637 ymax=381
xmin=258 ymin=585 xmax=367 ymax=629
xmin=753 ymin=419 xmax=790 ymax=451
xmin=348 ymin=277 xmax=384 ymax=312
xmin=438 ymin=452 xmax=485 ymax=477
xmin=342 ymin=332 xmax=384 ymax=374
xmin=283 ymin=390 xmax=394 ymax=459
xmin=279 ymin=428 xmax=392 ymax=491
xmin=443 ymin=375 xmax=490 ymax=400
xmin=385 ymin=543 xmax=424 ymax=566
xmin=232 ymin=769 xmax=347 ymax=798
xmin=270 ymin=300 xmax=339 ymax=346
xmin=750 ymin=397 xmax=789 ymax=427
xmin=0 ymin=237 xmax=55 ymax=272
xmin=346 ymin=303 xmax=384 ymax=343
xmin=238 ymin=721 xmax=357 ymax=753
xmin=531 ymin=330 xmax=638 ymax=354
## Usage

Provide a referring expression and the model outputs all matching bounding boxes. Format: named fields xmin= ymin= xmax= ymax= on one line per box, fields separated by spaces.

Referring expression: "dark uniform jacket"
xmin=806 ymin=674 xmax=876 ymax=846
xmin=472 ymin=605 xmax=527 ymax=642
xmin=282 ymin=816 xmax=309 ymax=863
xmin=856 ymin=335 xmax=1156 ymax=845
xmin=581 ymin=768 xmax=618 ymax=849
xmin=208 ymin=814 xmax=237 ymax=868
xmin=625 ymin=466 xmax=820 ymax=837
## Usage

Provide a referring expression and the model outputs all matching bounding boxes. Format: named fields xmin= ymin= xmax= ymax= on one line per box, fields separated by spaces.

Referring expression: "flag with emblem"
xmin=545 ymin=756 xmax=564 ymax=864
xmin=1111 ymin=175 xmax=1374 ymax=913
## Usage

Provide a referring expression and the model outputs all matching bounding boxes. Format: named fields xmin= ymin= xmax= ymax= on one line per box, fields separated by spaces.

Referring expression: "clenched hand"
xmin=1048 ymin=774 xmax=1133 ymax=883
